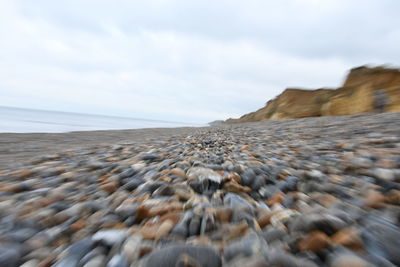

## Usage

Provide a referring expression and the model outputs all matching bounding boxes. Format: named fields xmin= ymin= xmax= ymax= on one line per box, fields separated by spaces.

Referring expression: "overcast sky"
xmin=0 ymin=0 xmax=399 ymax=123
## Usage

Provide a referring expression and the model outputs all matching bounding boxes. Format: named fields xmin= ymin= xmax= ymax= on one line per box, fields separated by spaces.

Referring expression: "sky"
xmin=0 ymin=0 xmax=399 ymax=123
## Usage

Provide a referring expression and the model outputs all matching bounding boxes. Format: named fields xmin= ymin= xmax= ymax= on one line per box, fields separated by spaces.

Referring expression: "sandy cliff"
xmin=227 ymin=66 xmax=400 ymax=123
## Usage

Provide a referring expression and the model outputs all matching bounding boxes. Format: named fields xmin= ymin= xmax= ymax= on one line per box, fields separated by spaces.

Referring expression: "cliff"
xmin=227 ymin=66 xmax=400 ymax=123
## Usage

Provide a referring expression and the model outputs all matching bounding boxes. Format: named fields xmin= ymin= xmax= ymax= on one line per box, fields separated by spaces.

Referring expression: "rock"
xmin=305 ymin=170 xmax=326 ymax=182
xmin=144 ymin=244 xmax=221 ymax=267
xmin=223 ymin=231 xmax=267 ymax=262
xmin=152 ymin=184 xmax=175 ymax=196
xmin=171 ymin=211 xmax=193 ymax=238
xmin=107 ymin=254 xmax=129 ymax=267
xmin=330 ymin=253 xmax=371 ymax=267
xmin=289 ymin=212 xmax=346 ymax=235
xmin=188 ymin=216 xmax=201 ymax=236
xmin=364 ymin=190 xmax=386 ymax=209
xmin=349 ymin=157 xmax=373 ymax=169
xmin=223 ymin=181 xmax=251 ymax=193
xmin=224 ymin=193 xmax=253 ymax=211
xmin=267 ymin=193 xmax=285 ymax=206
xmin=270 ymin=209 xmax=298 ymax=228
xmin=119 ymin=168 xmax=138 ymax=179
xmin=385 ymin=190 xmax=400 ymax=205
xmin=92 ymin=230 xmax=127 ymax=246
xmin=79 ymin=247 xmax=107 ymax=266
xmin=262 ymin=227 xmax=288 ymax=243
xmin=82 ymin=255 xmax=107 ymax=267
xmin=142 ymin=153 xmax=162 ymax=162
xmin=228 ymin=255 xmax=268 ymax=267
xmin=363 ymin=222 xmax=400 ymax=265
xmin=100 ymin=183 xmax=118 ymax=194
xmin=170 ymin=168 xmax=187 ymax=179
xmin=257 ymin=210 xmax=280 ymax=229
xmin=175 ymin=253 xmax=202 ymax=267
xmin=298 ymin=231 xmax=330 ymax=252
xmin=187 ymin=167 xmax=222 ymax=184
xmin=123 ymin=178 xmax=144 ymax=191
xmin=372 ymin=168 xmax=396 ymax=182
xmin=264 ymin=248 xmax=318 ymax=267
xmin=0 ymin=243 xmax=22 ymax=267
xmin=214 ymin=207 xmax=232 ymax=223
xmin=134 ymin=205 xmax=150 ymax=223
xmin=20 ymin=259 xmax=40 ymax=267
xmin=155 ymin=220 xmax=175 ymax=240
xmin=331 ymin=227 xmax=364 ymax=251
xmin=56 ymin=238 xmax=95 ymax=266
xmin=122 ymin=234 xmax=142 ymax=262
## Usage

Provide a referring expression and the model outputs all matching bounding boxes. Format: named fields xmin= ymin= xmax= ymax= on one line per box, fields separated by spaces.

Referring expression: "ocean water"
xmin=0 ymin=106 xmax=197 ymax=133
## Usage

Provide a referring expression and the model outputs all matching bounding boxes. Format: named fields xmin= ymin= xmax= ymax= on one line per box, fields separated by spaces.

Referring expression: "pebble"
xmin=331 ymin=227 xmax=363 ymax=251
xmin=364 ymin=190 xmax=386 ymax=209
xmin=82 ymin=255 xmax=107 ymax=267
xmin=330 ymin=253 xmax=371 ymax=267
xmin=0 ymin=113 xmax=399 ymax=266
xmin=92 ymin=230 xmax=127 ymax=246
xmin=0 ymin=244 xmax=22 ymax=267
xmin=223 ymin=231 xmax=267 ymax=262
xmin=298 ymin=231 xmax=330 ymax=252
xmin=144 ymin=244 xmax=221 ymax=267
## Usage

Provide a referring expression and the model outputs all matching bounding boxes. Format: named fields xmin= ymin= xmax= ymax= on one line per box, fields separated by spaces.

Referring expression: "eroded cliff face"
xmin=227 ymin=66 xmax=400 ymax=123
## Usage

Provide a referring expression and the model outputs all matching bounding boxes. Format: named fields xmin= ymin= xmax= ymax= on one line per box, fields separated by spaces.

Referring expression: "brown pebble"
xmin=134 ymin=205 xmax=150 ymax=222
xmin=214 ymin=207 xmax=233 ymax=223
xmin=135 ymin=225 xmax=158 ymax=240
xmin=170 ymin=168 xmax=187 ymax=179
xmin=364 ymin=190 xmax=385 ymax=209
xmin=139 ymin=247 xmax=153 ymax=257
xmin=10 ymin=170 xmax=34 ymax=179
xmin=313 ymin=193 xmax=338 ymax=208
xmin=148 ymin=202 xmax=182 ymax=217
xmin=385 ymin=189 xmax=400 ymax=205
xmin=257 ymin=210 xmax=279 ymax=228
xmin=227 ymin=222 xmax=249 ymax=240
xmin=227 ymin=172 xmax=241 ymax=183
xmin=298 ymin=231 xmax=330 ymax=252
xmin=100 ymin=183 xmax=118 ymax=194
xmin=267 ymin=193 xmax=285 ymax=206
xmin=155 ymin=220 xmax=174 ymax=240
xmin=223 ymin=181 xmax=251 ymax=193
xmin=331 ymin=227 xmax=363 ymax=251
xmin=159 ymin=212 xmax=181 ymax=225
xmin=59 ymin=172 xmax=76 ymax=181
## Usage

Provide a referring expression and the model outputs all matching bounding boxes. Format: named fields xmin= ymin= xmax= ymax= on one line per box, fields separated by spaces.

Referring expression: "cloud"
xmin=0 ymin=0 xmax=399 ymax=123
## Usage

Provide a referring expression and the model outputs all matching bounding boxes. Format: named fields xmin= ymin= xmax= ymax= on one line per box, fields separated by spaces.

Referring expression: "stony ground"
xmin=0 ymin=113 xmax=400 ymax=267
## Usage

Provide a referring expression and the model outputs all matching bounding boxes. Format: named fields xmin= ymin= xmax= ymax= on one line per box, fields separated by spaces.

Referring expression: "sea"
xmin=0 ymin=106 xmax=198 ymax=133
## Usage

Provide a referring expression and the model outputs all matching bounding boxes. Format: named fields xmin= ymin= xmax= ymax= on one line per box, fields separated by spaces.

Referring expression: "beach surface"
xmin=0 ymin=127 xmax=207 ymax=170
xmin=0 ymin=113 xmax=399 ymax=266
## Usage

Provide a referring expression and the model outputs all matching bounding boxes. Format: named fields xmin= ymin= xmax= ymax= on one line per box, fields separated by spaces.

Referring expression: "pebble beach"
xmin=1 ymin=112 xmax=400 ymax=267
